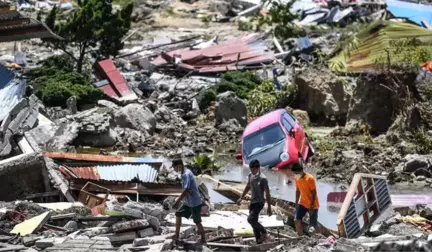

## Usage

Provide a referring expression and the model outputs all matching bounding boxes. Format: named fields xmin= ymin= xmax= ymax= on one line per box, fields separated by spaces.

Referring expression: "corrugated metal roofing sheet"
xmin=67 ymin=164 xmax=159 ymax=183
xmin=0 ymin=68 xmax=24 ymax=123
xmin=0 ymin=64 xmax=15 ymax=89
xmin=94 ymin=59 xmax=132 ymax=98
xmin=151 ymin=33 xmax=275 ymax=73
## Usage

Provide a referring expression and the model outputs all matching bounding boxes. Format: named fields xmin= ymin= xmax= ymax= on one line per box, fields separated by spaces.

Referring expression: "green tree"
xmin=42 ymin=0 xmax=133 ymax=73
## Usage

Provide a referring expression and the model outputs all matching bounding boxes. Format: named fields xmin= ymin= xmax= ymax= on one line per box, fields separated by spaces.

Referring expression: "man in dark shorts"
xmin=172 ymin=159 xmax=206 ymax=244
xmin=291 ymin=160 xmax=319 ymax=236
xmin=237 ymin=159 xmax=272 ymax=244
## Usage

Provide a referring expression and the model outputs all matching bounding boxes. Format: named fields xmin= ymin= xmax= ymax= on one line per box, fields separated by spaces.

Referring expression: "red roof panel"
xmin=150 ymin=34 xmax=275 ymax=73
xmin=94 ymin=59 xmax=132 ymax=98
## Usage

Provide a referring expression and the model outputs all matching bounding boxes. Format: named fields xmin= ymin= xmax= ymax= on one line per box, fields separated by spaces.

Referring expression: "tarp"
xmin=329 ymin=21 xmax=432 ymax=72
xmin=387 ymin=0 xmax=432 ymax=29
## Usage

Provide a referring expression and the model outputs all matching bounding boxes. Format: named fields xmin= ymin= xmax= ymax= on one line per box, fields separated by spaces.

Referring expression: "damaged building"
xmin=0 ymin=2 xmax=61 ymax=201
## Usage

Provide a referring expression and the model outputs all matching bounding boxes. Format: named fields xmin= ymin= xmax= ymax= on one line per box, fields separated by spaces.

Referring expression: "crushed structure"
xmin=0 ymin=3 xmax=62 ymax=42
xmin=151 ymin=33 xmax=275 ymax=73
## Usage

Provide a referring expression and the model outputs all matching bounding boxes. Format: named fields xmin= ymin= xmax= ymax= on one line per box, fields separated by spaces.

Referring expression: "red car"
xmin=236 ymin=109 xmax=314 ymax=170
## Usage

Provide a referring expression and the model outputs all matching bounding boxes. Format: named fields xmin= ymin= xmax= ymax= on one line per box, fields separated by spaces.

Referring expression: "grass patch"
xmin=313 ymin=136 xmax=348 ymax=153
xmin=410 ymin=129 xmax=432 ymax=154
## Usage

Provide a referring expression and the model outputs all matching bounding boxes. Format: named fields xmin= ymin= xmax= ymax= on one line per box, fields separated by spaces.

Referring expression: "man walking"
xmin=237 ymin=159 xmax=272 ymax=244
xmin=172 ymin=159 xmax=206 ymax=244
xmin=291 ymin=160 xmax=319 ymax=236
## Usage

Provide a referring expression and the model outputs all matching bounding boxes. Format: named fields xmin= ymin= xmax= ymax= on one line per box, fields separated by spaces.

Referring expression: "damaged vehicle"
xmin=236 ymin=109 xmax=315 ymax=170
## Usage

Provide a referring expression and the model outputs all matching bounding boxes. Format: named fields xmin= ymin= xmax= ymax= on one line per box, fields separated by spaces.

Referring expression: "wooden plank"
xmin=46 ymin=165 xmax=75 ymax=202
xmin=75 ymin=216 xmax=131 ymax=222
xmin=10 ymin=212 xmax=51 ymax=236
xmin=336 ymin=173 xmax=388 ymax=238
xmin=50 ymin=213 xmax=76 ymax=220
xmin=25 ymin=191 xmax=60 ymax=200
xmin=43 ymin=224 xmax=69 ymax=232
xmin=0 ymin=18 xmax=30 ymax=28
xmin=206 ymin=242 xmax=250 ymax=248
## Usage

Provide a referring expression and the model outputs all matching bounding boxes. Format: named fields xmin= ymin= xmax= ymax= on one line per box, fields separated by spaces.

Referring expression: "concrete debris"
xmin=112 ymin=219 xmax=150 ymax=233
xmin=1 ymin=0 xmax=432 ymax=252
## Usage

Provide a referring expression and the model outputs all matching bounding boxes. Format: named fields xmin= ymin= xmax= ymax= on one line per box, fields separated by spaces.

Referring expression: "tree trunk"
xmin=77 ymin=43 xmax=87 ymax=73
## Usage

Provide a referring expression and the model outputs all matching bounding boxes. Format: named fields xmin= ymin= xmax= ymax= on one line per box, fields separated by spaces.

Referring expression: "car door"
xmin=284 ymin=112 xmax=307 ymax=157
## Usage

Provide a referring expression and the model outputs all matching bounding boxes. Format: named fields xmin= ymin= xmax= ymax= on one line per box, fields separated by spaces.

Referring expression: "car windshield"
xmin=243 ymin=123 xmax=286 ymax=158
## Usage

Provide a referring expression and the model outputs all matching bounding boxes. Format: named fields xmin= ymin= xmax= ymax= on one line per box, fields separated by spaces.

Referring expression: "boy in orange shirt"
xmin=291 ymin=161 xmax=319 ymax=236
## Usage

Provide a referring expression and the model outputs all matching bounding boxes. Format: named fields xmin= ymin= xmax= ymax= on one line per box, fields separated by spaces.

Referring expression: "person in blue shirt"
xmin=172 ymin=159 xmax=206 ymax=244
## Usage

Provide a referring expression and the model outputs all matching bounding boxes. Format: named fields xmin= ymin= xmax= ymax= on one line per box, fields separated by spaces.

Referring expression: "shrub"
xmin=189 ymin=154 xmax=220 ymax=175
xmin=247 ymin=80 xmax=297 ymax=117
xmin=197 ymin=89 xmax=216 ymax=111
xmin=411 ymin=129 xmax=432 ymax=154
xmin=216 ymin=71 xmax=262 ymax=99
xmin=36 ymin=81 xmax=103 ymax=108
xmin=30 ymin=55 xmax=103 ymax=108
xmin=238 ymin=20 xmax=253 ymax=31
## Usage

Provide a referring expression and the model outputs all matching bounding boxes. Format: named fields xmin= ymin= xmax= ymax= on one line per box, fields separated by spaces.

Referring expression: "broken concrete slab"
xmin=45 ymin=238 xmax=116 ymax=251
xmin=134 ymin=234 xmax=174 ymax=246
xmin=81 ymin=227 xmax=110 ymax=237
xmin=10 ymin=211 xmax=51 ymax=236
xmin=123 ymin=201 xmax=164 ymax=220
xmin=133 ymin=238 xmax=149 ymax=247
xmin=137 ymin=227 xmax=155 ymax=238
xmin=165 ymin=210 xmax=284 ymax=230
xmin=143 ymin=213 xmax=160 ymax=230
xmin=38 ymin=202 xmax=85 ymax=211
xmin=113 ymin=219 xmax=150 ymax=233
xmin=22 ymin=236 xmax=43 ymax=246
xmin=106 ymin=205 xmax=143 ymax=219
xmin=166 ymin=226 xmax=194 ymax=239
xmin=35 ymin=237 xmax=67 ymax=249
xmin=144 ymin=239 xmax=173 ymax=252
xmin=104 ymin=231 xmax=137 ymax=244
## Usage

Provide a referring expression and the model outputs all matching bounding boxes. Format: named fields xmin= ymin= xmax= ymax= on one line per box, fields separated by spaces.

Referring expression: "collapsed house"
xmin=0 ymin=2 xmax=63 ymax=201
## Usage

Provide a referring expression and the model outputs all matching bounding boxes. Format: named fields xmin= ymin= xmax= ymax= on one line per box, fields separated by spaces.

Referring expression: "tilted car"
xmin=236 ymin=109 xmax=315 ymax=170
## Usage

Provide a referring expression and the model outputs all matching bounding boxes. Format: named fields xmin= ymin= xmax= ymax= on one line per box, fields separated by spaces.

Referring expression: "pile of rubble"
xmin=0 ymin=196 xmax=299 ymax=252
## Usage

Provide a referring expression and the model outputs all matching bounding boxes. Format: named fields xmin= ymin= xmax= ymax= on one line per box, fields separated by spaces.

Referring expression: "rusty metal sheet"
xmin=45 ymin=152 xmax=124 ymax=162
xmin=70 ymin=166 xmax=101 ymax=180
xmin=151 ymin=33 xmax=275 ymax=73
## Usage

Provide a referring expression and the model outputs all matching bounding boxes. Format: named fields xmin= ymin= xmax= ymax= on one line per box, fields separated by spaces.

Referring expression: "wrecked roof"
xmin=151 ymin=34 xmax=275 ymax=73
xmin=0 ymin=3 xmax=62 ymax=42
xmin=329 ymin=21 xmax=432 ymax=73
xmin=61 ymin=163 xmax=159 ymax=183
xmin=93 ymin=59 xmax=134 ymax=99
